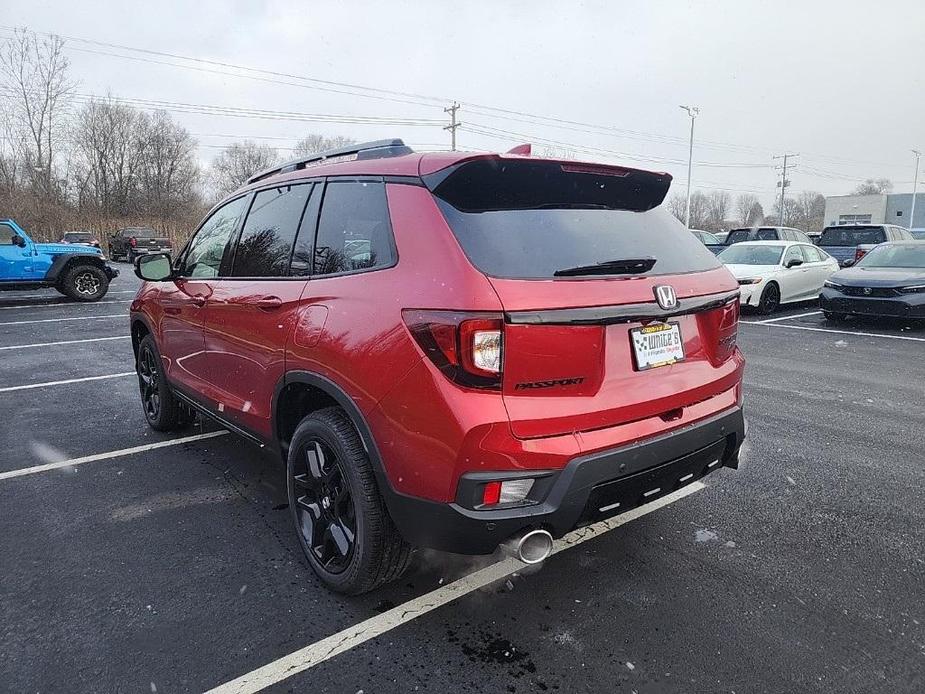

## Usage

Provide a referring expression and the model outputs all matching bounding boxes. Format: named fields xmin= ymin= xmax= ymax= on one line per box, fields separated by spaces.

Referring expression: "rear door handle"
xmin=256 ymin=296 xmax=283 ymax=310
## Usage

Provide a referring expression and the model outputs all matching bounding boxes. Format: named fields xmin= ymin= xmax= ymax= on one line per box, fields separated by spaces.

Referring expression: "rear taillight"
xmin=697 ymin=299 xmax=739 ymax=366
xmin=129 ymin=237 xmax=137 ymax=247
xmin=855 ymin=247 xmax=867 ymax=262
xmin=403 ymin=310 xmax=504 ymax=389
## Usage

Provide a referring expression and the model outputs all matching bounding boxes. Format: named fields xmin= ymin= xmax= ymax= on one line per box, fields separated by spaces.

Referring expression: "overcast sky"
xmin=4 ymin=0 xmax=924 ymax=208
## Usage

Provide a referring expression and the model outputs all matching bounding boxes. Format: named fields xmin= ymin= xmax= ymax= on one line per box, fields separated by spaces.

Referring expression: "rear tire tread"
xmin=289 ymin=407 xmax=411 ymax=594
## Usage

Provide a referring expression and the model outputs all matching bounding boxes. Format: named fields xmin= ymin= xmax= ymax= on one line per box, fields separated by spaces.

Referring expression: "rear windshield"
xmin=855 ymin=244 xmax=925 ymax=268
xmin=726 ymin=228 xmax=778 ymax=244
xmin=910 ymin=230 xmax=925 ymax=240
xmin=63 ymin=232 xmax=90 ymax=241
xmin=435 ymin=200 xmax=721 ymax=279
xmin=818 ymin=226 xmax=885 ymax=246
xmin=717 ymin=244 xmax=784 ymax=265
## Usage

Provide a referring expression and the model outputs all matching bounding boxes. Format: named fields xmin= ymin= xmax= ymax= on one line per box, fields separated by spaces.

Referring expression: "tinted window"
xmin=127 ymin=228 xmax=157 ymax=238
xmin=290 ymin=185 xmax=322 ymax=276
xmin=232 ymin=184 xmax=312 ymax=277
xmin=726 ymin=228 xmax=754 ymax=244
xmin=314 ymin=181 xmax=395 ymax=275
xmin=63 ymin=232 xmax=91 ymax=242
xmin=437 ymin=202 xmax=719 ymax=279
xmin=179 ymin=197 xmax=249 ymax=278
xmin=717 ymin=244 xmax=784 ymax=265
xmin=756 ymin=228 xmax=778 ymax=240
xmin=819 ymin=226 xmax=886 ymax=246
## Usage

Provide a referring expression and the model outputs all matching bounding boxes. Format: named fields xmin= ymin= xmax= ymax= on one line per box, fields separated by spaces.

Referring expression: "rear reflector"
xmin=482 ymin=481 xmax=502 ymax=505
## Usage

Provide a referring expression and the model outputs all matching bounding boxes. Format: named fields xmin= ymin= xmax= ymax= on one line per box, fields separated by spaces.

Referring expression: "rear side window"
xmin=232 ymin=184 xmax=313 ymax=277
xmin=726 ymin=229 xmax=753 ymax=244
xmin=819 ymin=226 xmax=886 ymax=246
xmin=436 ymin=201 xmax=719 ymax=279
xmin=313 ymin=181 xmax=395 ymax=275
xmin=756 ymin=228 xmax=778 ymax=240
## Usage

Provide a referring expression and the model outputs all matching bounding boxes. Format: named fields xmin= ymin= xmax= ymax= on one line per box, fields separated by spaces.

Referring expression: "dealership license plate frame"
xmin=630 ymin=321 xmax=685 ymax=371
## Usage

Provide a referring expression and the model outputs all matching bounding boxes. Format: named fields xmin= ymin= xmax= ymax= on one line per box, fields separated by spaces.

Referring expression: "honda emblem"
xmin=654 ymin=285 xmax=678 ymax=310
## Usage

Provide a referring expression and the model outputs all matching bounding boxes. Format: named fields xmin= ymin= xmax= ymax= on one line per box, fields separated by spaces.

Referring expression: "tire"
xmin=756 ymin=282 xmax=780 ymax=315
xmin=823 ymin=310 xmax=847 ymax=322
xmin=60 ymin=264 xmax=109 ymax=302
xmin=287 ymin=407 xmax=411 ymax=594
xmin=136 ymin=335 xmax=185 ymax=431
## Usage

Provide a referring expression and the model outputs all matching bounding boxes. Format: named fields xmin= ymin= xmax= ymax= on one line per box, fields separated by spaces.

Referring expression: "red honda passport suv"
xmin=131 ymin=139 xmax=745 ymax=594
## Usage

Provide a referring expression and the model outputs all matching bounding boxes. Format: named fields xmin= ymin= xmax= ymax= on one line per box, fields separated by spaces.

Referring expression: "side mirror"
xmin=12 ymin=234 xmax=26 ymax=248
xmin=135 ymin=252 xmax=174 ymax=282
xmin=841 ymin=259 xmax=855 ymax=268
xmin=785 ymin=258 xmax=803 ymax=268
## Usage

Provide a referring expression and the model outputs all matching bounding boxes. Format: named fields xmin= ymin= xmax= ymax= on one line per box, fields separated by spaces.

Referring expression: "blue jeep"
xmin=0 ymin=219 xmax=119 ymax=301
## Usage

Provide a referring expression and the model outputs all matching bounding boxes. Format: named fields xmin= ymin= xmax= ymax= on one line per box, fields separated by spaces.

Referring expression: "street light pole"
xmin=911 ymin=149 xmax=921 ymax=230
xmin=679 ymin=105 xmax=699 ymax=228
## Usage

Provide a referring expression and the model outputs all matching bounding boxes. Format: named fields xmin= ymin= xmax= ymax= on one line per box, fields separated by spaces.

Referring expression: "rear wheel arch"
xmin=131 ymin=317 xmax=153 ymax=358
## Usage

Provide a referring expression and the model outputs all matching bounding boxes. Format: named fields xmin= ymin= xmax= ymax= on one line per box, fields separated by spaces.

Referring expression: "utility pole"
xmin=444 ymin=101 xmax=461 ymax=151
xmin=679 ymin=105 xmax=699 ymax=228
xmin=911 ymin=149 xmax=921 ymax=230
xmin=773 ymin=153 xmax=799 ymax=225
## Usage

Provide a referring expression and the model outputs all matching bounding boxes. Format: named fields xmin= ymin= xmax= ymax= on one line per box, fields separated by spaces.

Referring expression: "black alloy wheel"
xmin=286 ymin=407 xmax=411 ymax=594
xmin=137 ymin=344 xmax=161 ymax=422
xmin=135 ymin=335 xmax=184 ymax=431
xmin=291 ymin=438 xmax=357 ymax=574
xmin=757 ymin=282 xmax=780 ymax=315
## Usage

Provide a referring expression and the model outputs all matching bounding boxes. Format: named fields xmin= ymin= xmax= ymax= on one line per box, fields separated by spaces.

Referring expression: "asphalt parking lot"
xmin=1 ymin=271 xmax=923 ymax=694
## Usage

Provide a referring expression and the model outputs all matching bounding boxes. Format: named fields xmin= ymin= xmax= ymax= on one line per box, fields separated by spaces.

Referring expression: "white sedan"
xmin=717 ymin=240 xmax=840 ymax=314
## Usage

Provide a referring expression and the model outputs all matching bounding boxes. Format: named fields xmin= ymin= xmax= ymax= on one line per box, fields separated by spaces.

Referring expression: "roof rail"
xmin=247 ymin=138 xmax=413 ymax=184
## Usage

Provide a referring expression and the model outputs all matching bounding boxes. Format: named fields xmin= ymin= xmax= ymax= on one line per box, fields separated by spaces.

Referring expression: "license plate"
xmin=630 ymin=322 xmax=685 ymax=371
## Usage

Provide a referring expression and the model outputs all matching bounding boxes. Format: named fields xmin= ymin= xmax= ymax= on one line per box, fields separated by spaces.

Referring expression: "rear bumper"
xmin=387 ymin=406 xmax=745 ymax=554
xmin=819 ymin=289 xmax=925 ymax=318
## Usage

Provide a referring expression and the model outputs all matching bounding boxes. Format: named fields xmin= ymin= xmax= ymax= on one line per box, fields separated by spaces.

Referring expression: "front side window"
xmin=802 ymin=245 xmax=823 ymax=262
xmin=313 ymin=181 xmax=395 ymax=276
xmin=782 ymin=246 xmax=803 ymax=266
xmin=179 ymin=196 xmax=249 ymax=278
xmin=231 ymin=184 xmax=313 ymax=277
xmin=1 ymin=224 xmax=17 ymax=245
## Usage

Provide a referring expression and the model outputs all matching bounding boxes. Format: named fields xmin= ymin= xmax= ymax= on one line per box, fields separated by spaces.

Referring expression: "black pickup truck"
xmin=108 ymin=227 xmax=173 ymax=263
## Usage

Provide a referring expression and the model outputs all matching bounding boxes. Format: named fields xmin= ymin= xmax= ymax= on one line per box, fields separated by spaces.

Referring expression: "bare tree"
xmin=706 ymin=190 xmax=731 ymax=231
xmin=72 ymin=98 xmax=144 ymax=216
xmin=209 ymin=141 xmax=278 ymax=198
xmin=666 ymin=193 xmax=686 ymax=222
xmin=852 ymin=178 xmax=892 ymax=195
xmin=136 ymin=110 xmax=200 ymax=220
xmin=791 ymin=191 xmax=826 ymax=231
xmin=0 ymin=29 xmax=76 ymax=200
xmin=735 ymin=194 xmax=758 ymax=226
xmin=687 ymin=191 xmax=711 ymax=229
xmin=293 ymin=134 xmax=356 ymax=157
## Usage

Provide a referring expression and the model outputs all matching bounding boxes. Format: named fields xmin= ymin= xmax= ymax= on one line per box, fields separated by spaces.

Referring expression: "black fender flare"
xmin=129 ymin=312 xmax=156 ymax=357
xmin=46 ymin=253 xmax=106 ymax=283
xmin=273 ymin=370 xmax=401 ymax=501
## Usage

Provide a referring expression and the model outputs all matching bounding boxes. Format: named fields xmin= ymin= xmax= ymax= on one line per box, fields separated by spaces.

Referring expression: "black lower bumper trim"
xmin=386 ymin=406 xmax=745 ymax=555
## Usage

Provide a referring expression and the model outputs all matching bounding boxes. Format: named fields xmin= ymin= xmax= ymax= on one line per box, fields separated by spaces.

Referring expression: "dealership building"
xmin=823 ymin=193 xmax=925 ymax=228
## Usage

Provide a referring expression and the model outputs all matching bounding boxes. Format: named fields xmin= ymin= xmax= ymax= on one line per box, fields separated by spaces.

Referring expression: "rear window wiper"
xmin=553 ymin=257 xmax=657 ymax=277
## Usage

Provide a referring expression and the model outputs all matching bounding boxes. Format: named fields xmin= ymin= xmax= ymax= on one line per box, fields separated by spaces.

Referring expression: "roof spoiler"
xmin=247 ymin=138 xmax=414 ymax=184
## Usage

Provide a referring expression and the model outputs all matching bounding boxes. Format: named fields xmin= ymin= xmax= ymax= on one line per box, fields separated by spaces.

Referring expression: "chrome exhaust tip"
xmin=500 ymin=529 xmax=554 ymax=564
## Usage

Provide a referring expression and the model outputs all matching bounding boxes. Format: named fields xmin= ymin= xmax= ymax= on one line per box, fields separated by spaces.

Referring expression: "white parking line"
xmin=0 ymin=372 xmax=135 ymax=393
xmin=741 ymin=321 xmax=925 ymax=342
xmin=0 ymin=300 xmax=131 ymax=311
xmin=0 ymin=336 xmax=131 ymax=351
xmin=0 ymin=431 xmax=228 ymax=481
xmin=750 ymin=311 xmax=822 ymax=324
xmin=205 ymin=482 xmax=706 ymax=694
xmin=0 ymin=290 xmax=137 ymax=300
xmin=0 ymin=314 xmax=125 ymax=326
